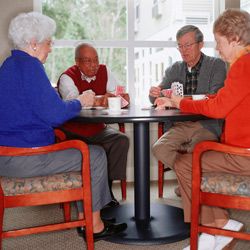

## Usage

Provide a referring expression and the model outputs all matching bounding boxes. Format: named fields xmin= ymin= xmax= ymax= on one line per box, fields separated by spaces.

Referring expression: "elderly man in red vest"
xmin=57 ymin=43 xmax=129 ymax=208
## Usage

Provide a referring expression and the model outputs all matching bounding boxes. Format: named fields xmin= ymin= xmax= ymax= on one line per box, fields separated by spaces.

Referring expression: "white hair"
xmin=8 ymin=11 xmax=56 ymax=49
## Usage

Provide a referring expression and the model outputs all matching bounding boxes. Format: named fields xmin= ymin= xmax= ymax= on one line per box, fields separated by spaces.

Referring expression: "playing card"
xmin=115 ymin=85 xmax=125 ymax=96
xmin=171 ymin=82 xmax=183 ymax=96
xmin=118 ymin=95 xmax=129 ymax=108
xmin=161 ymin=88 xmax=172 ymax=98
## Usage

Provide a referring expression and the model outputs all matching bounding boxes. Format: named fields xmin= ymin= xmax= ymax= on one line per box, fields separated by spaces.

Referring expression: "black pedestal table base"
xmin=101 ymin=203 xmax=190 ymax=245
xmin=76 ymin=106 xmax=202 ymax=245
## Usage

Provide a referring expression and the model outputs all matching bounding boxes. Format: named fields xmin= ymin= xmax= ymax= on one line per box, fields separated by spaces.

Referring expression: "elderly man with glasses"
xmin=149 ymin=25 xmax=227 ymax=197
xmin=57 ymin=43 xmax=129 ymax=208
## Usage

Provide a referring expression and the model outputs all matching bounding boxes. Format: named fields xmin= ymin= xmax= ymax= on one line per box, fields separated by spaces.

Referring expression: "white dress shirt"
xmin=59 ymin=67 xmax=118 ymax=100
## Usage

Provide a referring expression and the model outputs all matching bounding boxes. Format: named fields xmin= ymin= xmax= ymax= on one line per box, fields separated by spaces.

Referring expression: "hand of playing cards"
xmin=161 ymin=82 xmax=183 ymax=98
xmin=171 ymin=82 xmax=184 ymax=96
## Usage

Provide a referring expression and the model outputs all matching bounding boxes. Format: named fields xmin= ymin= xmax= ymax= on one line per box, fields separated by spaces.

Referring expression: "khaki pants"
xmin=152 ymin=121 xmax=218 ymax=169
xmin=175 ymin=151 xmax=250 ymax=226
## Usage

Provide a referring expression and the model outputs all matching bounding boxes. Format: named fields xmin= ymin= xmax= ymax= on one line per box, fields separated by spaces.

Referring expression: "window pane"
xmin=45 ymin=47 xmax=127 ymax=86
xmin=41 ymin=0 xmax=221 ymax=104
xmin=241 ymin=0 xmax=250 ymax=11
xmin=97 ymin=47 xmax=127 ymax=86
xmin=135 ymin=47 xmax=218 ymax=106
xmin=135 ymin=0 xmax=216 ymax=42
xmin=42 ymin=0 xmax=127 ymax=40
xmin=44 ymin=48 xmax=74 ymax=86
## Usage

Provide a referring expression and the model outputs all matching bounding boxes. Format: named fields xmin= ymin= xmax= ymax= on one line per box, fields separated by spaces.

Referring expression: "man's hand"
xmin=102 ymin=93 xmax=116 ymax=107
xmin=149 ymin=86 xmax=161 ymax=97
xmin=77 ymin=89 xmax=95 ymax=107
xmin=94 ymin=95 xmax=105 ymax=107
xmin=93 ymin=93 xmax=130 ymax=108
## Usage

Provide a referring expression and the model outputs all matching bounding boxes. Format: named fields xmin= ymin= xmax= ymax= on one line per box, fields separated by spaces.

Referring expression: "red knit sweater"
xmin=180 ymin=52 xmax=250 ymax=147
xmin=62 ymin=65 xmax=107 ymax=94
xmin=59 ymin=65 xmax=108 ymax=137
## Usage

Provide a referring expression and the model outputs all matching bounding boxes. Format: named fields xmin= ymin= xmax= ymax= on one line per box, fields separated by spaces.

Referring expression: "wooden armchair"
xmin=118 ymin=123 xmax=127 ymax=200
xmin=0 ymin=138 xmax=94 ymax=250
xmin=190 ymin=141 xmax=250 ymax=250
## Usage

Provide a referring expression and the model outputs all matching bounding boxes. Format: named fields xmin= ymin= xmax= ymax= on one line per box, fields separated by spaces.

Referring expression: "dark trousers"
xmin=62 ymin=125 xmax=129 ymax=181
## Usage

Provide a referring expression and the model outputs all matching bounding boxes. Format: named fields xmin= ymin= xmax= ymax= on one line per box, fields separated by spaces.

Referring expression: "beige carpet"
xmin=2 ymin=180 xmax=250 ymax=250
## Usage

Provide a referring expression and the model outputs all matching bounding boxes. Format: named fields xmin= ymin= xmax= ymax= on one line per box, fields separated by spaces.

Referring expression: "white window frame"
xmin=34 ymin=0 xmax=226 ymax=105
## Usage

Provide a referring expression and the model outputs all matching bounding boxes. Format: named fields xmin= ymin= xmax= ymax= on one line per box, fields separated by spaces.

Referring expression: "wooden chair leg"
xmin=121 ymin=180 xmax=126 ymax=200
xmin=63 ymin=202 xmax=71 ymax=222
xmin=158 ymin=122 xmax=165 ymax=198
xmin=118 ymin=123 xmax=127 ymax=201
xmin=190 ymin=216 xmax=199 ymax=250
xmin=190 ymin=177 xmax=201 ymax=250
xmin=0 ymin=192 xmax=4 ymax=250
xmin=158 ymin=161 xmax=164 ymax=198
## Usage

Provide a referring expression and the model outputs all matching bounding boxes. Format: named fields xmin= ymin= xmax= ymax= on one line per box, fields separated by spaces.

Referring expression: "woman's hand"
xmin=170 ymin=94 xmax=183 ymax=109
xmin=154 ymin=95 xmax=183 ymax=109
xmin=154 ymin=97 xmax=172 ymax=109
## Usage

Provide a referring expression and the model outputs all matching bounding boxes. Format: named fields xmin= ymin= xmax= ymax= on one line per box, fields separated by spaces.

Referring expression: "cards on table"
xmin=119 ymin=95 xmax=129 ymax=108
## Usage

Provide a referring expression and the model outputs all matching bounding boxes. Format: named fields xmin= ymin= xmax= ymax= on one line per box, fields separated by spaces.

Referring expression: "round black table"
xmin=73 ymin=105 xmax=206 ymax=245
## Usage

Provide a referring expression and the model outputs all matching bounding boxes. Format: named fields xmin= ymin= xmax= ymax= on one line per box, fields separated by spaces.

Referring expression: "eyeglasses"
xmin=177 ymin=42 xmax=198 ymax=50
xmin=78 ymin=57 xmax=99 ymax=65
xmin=45 ymin=39 xmax=54 ymax=47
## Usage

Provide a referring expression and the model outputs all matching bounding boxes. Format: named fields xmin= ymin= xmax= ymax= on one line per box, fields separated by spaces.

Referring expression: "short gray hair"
xmin=8 ymin=11 xmax=56 ymax=50
xmin=75 ymin=43 xmax=96 ymax=59
xmin=176 ymin=25 xmax=204 ymax=43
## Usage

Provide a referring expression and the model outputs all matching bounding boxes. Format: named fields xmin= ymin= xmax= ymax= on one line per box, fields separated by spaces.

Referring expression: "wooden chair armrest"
xmin=0 ymin=140 xmax=91 ymax=189
xmin=0 ymin=140 xmax=87 ymax=157
xmin=192 ymin=141 xmax=250 ymax=194
xmin=193 ymin=141 xmax=250 ymax=158
xmin=54 ymin=128 xmax=67 ymax=142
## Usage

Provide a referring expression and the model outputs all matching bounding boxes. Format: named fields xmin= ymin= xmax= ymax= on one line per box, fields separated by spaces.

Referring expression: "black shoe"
xmin=77 ymin=226 xmax=85 ymax=237
xmin=101 ymin=217 xmax=116 ymax=223
xmin=77 ymin=217 xmax=116 ymax=236
xmin=103 ymin=198 xmax=120 ymax=208
xmin=78 ymin=221 xmax=127 ymax=241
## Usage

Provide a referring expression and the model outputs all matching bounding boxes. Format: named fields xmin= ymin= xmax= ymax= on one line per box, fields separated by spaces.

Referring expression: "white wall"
xmin=0 ymin=0 xmax=33 ymax=64
xmin=225 ymin=0 xmax=240 ymax=8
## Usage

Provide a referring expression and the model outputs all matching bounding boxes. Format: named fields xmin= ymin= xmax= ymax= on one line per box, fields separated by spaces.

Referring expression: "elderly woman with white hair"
xmin=0 ymin=11 xmax=126 ymax=240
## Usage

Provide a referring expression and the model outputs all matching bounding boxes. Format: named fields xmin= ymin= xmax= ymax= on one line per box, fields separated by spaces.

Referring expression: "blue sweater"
xmin=0 ymin=50 xmax=81 ymax=147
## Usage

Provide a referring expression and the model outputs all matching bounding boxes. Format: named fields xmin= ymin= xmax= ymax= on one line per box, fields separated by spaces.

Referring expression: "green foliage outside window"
xmin=42 ymin=0 xmax=127 ymax=85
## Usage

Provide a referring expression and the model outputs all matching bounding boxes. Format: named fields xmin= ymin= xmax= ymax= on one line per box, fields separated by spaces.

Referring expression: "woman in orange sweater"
xmin=155 ymin=9 xmax=250 ymax=250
